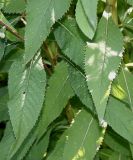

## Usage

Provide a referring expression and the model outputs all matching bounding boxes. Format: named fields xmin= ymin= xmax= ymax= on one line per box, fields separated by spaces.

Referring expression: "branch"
xmin=107 ymin=0 xmax=118 ymax=25
xmin=0 ymin=20 xmax=24 ymax=41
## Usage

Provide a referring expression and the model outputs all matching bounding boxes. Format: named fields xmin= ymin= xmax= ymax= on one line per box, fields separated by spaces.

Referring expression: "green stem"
xmin=65 ymin=102 xmax=74 ymax=124
xmin=0 ymin=20 xmax=24 ymax=41
xmin=43 ymin=42 xmax=55 ymax=67
xmin=107 ymin=0 xmax=118 ymax=25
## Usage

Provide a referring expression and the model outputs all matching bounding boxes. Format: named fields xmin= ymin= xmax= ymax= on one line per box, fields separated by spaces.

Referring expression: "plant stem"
xmin=41 ymin=58 xmax=52 ymax=75
xmin=107 ymin=0 xmax=118 ymax=25
xmin=0 ymin=20 xmax=24 ymax=41
xmin=43 ymin=42 xmax=55 ymax=67
xmin=65 ymin=103 xmax=74 ymax=124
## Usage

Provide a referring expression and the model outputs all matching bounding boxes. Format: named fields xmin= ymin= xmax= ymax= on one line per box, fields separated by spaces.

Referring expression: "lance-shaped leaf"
xmin=0 ymin=122 xmax=15 ymax=160
xmin=9 ymin=120 xmax=45 ymax=159
xmin=0 ymin=122 xmax=35 ymax=160
xmin=104 ymin=131 xmax=131 ymax=156
xmin=112 ymin=67 xmax=133 ymax=158
xmin=105 ymin=97 xmax=133 ymax=143
xmin=85 ymin=14 xmax=123 ymax=121
xmin=76 ymin=0 xmax=98 ymax=39
xmin=46 ymin=133 xmax=66 ymax=160
xmin=47 ymin=108 xmax=101 ymax=160
xmin=3 ymin=0 xmax=26 ymax=13
xmin=8 ymin=54 xmax=46 ymax=152
xmin=112 ymin=67 xmax=133 ymax=111
xmin=68 ymin=65 xmax=94 ymax=112
xmin=25 ymin=128 xmax=52 ymax=160
xmin=54 ymin=18 xmax=85 ymax=69
xmin=25 ymin=0 xmax=71 ymax=63
xmin=38 ymin=61 xmax=74 ymax=138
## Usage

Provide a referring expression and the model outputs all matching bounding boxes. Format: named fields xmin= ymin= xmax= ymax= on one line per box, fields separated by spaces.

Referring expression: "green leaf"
xmin=99 ymin=148 xmax=114 ymax=160
xmin=0 ymin=0 xmax=4 ymax=9
xmin=3 ymin=122 xmax=42 ymax=160
xmin=0 ymin=122 xmax=15 ymax=160
xmin=38 ymin=61 xmax=74 ymax=139
xmin=104 ymin=130 xmax=131 ymax=156
xmin=112 ymin=67 xmax=133 ymax=111
xmin=85 ymin=15 xmax=123 ymax=121
xmin=68 ymin=65 xmax=94 ymax=112
xmin=25 ymin=129 xmax=52 ymax=160
xmin=111 ymin=66 xmax=133 ymax=158
xmin=10 ymin=121 xmax=46 ymax=160
xmin=130 ymin=145 xmax=133 ymax=158
xmin=99 ymin=149 xmax=131 ymax=160
xmin=0 ymin=48 xmax=23 ymax=73
xmin=62 ymin=110 xmax=101 ymax=160
xmin=76 ymin=0 xmax=98 ymax=39
xmin=0 ymin=87 xmax=9 ymax=122
xmin=11 ymin=131 xmax=36 ymax=160
xmin=0 ymin=11 xmax=17 ymax=34
xmin=105 ymin=97 xmax=133 ymax=143
xmin=109 ymin=152 xmax=128 ymax=160
xmin=47 ymin=108 xmax=101 ymax=160
xmin=8 ymin=54 xmax=46 ymax=155
xmin=0 ymin=11 xmax=22 ymax=41
xmin=46 ymin=132 xmax=66 ymax=160
xmin=3 ymin=0 xmax=25 ymax=13
xmin=0 ymin=40 xmax=5 ymax=61
xmin=127 ymin=0 xmax=133 ymax=5
xmin=54 ymin=18 xmax=85 ymax=69
xmin=117 ymin=0 xmax=127 ymax=20
xmin=25 ymin=0 xmax=71 ymax=63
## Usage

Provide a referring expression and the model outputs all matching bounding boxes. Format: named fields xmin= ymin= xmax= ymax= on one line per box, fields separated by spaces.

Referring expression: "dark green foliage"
xmin=0 ymin=0 xmax=133 ymax=159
